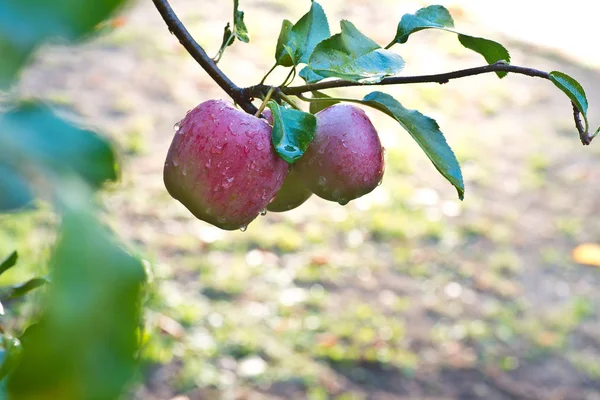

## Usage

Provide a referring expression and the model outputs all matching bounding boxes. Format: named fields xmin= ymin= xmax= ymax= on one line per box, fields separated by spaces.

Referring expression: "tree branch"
xmin=149 ymin=3 xmax=590 ymax=143
xmin=279 ymin=62 xmax=549 ymax=95
xmin=151 ymin=0 xmax=257 ymax=114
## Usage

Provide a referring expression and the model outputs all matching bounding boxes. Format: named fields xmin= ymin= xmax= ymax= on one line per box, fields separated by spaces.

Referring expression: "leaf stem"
xmin=281 ymin=67 xmax=296 ymax=87
xmin=279 ymin=93 xmax=303 ymax=110
xmin=260 ymin=64 xmax=278 ymax=85
xmin=213 ymin=31 xmax=235 ymax=63
xmin=255 ymin=87 xmax=275 ymax=117
xmin=151 ymin=0 xmax=257 ymax=114
xmin=384 ymin=41 xmax=395 ymax=50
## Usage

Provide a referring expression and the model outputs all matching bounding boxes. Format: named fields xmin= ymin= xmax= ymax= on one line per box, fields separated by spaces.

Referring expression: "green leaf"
xmin=391 ymin=5 xmax=510 ymax=78
xmin=275 ymin=1 xmax=330 ymax=67
xmin=549 ymin=71 xmax=589 ymax=132
xmin=0 ymin=39 xmax=32 ymax=89
xmin=275 ymin=20 xmax=295 ymax=66
xmin=393 ymin=5 xmax=455 ymax=44
xmin=299 ymin=66 xmax=326 ymax=83
xmin=0 ymin=102 xmax=118 ymax=190
xmin=268 ymin=101 xmax=317 ymax=164
xmin=0 ymin=0 xmax=129 ymax=88
xmin=307 ymin=20 xmax=405 ymax=83
xmin=362 ymin=91 xmax=464 ymax=199
xmin=221 ymin=23 xmax=234 ymax=48
xmin=7 ymin=204 xmax=146 ymax=400
xmin=0 ymin=277 xmax=48 ymax=300
xmin=0 ymin=164 xmax=34 ymax=213
xmin=457 ymin=35 xmax=510 ymax=78
xmin=0 ymin=336 xmax=22 ymax=380
xmin=309 ymin=91 xmax=340 ymax=114
xmin=0 ymin=251 xmax=18 ymax=277
xmin=233 ymin=0 xmax=249 ymax=43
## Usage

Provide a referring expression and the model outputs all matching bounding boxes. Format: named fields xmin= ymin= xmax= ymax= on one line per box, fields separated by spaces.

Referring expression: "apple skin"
xmin=295 ymin=104 xmax=384 ymax=205
xmin=267 ymin=167 xmax=313 ymax=212
xmin=163 ymin=99 xmax=289 ymax=230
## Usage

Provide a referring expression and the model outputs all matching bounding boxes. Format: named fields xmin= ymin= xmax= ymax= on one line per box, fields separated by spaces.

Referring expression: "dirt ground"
xmin=10 ymin=0 xmax=600 ymax=399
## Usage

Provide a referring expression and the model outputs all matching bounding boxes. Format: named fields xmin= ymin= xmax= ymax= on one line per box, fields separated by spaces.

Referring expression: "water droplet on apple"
xmin=205 ymin=159 xmax=212 ymax=168
xmin=173 ymin=159 xmax=179 ymax=167
xmin=338 ymin=198 xmax=349 ymax=206
xmin=173 ymin=122 xmax=181 ymax=132
xmin=260 ymin=209 xmax=267 ymax=216
xmin=318 ymin=176 xmax=327 ymax=186
xmin=255 ymin=141 xmax=265 ymax=151
xmin=240 ymin=225 xmax=248 ymax=232
xmin=182 ymin=167 xmax=187 ymax=176
xmin=377 ymin=180 xmax=383 ymax=186
xmin=243 ymin=146 xmax=250 ymax=154
xmin=222 ymin=177 xmax=234 ymax=189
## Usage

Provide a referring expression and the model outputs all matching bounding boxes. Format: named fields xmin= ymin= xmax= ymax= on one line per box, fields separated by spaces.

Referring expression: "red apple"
xmin=295 ymin=104 xmax=384 ymax=205
xmin=163 ymin=99 xmax=289 ymax=230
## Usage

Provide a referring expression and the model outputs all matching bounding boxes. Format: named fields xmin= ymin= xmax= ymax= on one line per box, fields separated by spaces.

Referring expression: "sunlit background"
xmin=2 ymin=0 xmax=600 ymax=399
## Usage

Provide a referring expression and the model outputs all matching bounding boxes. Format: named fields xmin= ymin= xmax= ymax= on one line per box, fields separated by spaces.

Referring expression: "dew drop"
xmin=205 ymin=159 xmax=212 ymax=168
xmin=363 ymin=173 xmax=370 ymax=182
xmin=240 ymin=225 xmax=248 ymax=232
xmin=377 ymin=180 xmax=383 ymax=186
xmin=338 ymin=198 xmax=350 ymax=206
xmin=260 ymin=209 xmax=267 ymax=216
xmin=182 ymin=167 xmax=187 ymax=176
xmin=218 ymin=217 xmax=226 ymax=223
xmin=173 ymin=159 xmax=179 ymax=167
xmin=243 ymin=145 xmax=250 ymax=154
xmin=255 ymin=141 xmax=265 ymax=151
xmin=221 ymin=176 xmax=235 ymax=189
xmin=211 ymin=144 xmax=223 ymax=154
xmin=173 ymin=122 xmax=181 ymax=132
xmin=318 ymin=176 xmax=327 ymax=186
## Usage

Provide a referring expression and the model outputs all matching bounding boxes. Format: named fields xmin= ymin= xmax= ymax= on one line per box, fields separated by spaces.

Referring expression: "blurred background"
xmin=2 ymin=0 xmax=600 ymax=399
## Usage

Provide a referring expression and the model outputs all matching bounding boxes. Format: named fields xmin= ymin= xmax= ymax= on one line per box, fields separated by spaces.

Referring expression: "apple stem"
xmin=255 ymin=87 xmax=275 ymax=117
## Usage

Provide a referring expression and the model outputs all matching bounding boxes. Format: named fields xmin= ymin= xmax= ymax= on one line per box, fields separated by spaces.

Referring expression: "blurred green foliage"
xmin=0 ymin=0 xmax=146 ymax=399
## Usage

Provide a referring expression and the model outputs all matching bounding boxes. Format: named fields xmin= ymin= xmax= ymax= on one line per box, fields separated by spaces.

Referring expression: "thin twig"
xmin=573 ymin=103 xmax=591 ymax=145
xmin=151 ymin=0 xmax=257 ymax=114
xmin=280 ymin=62 xmax=549 ymax=95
